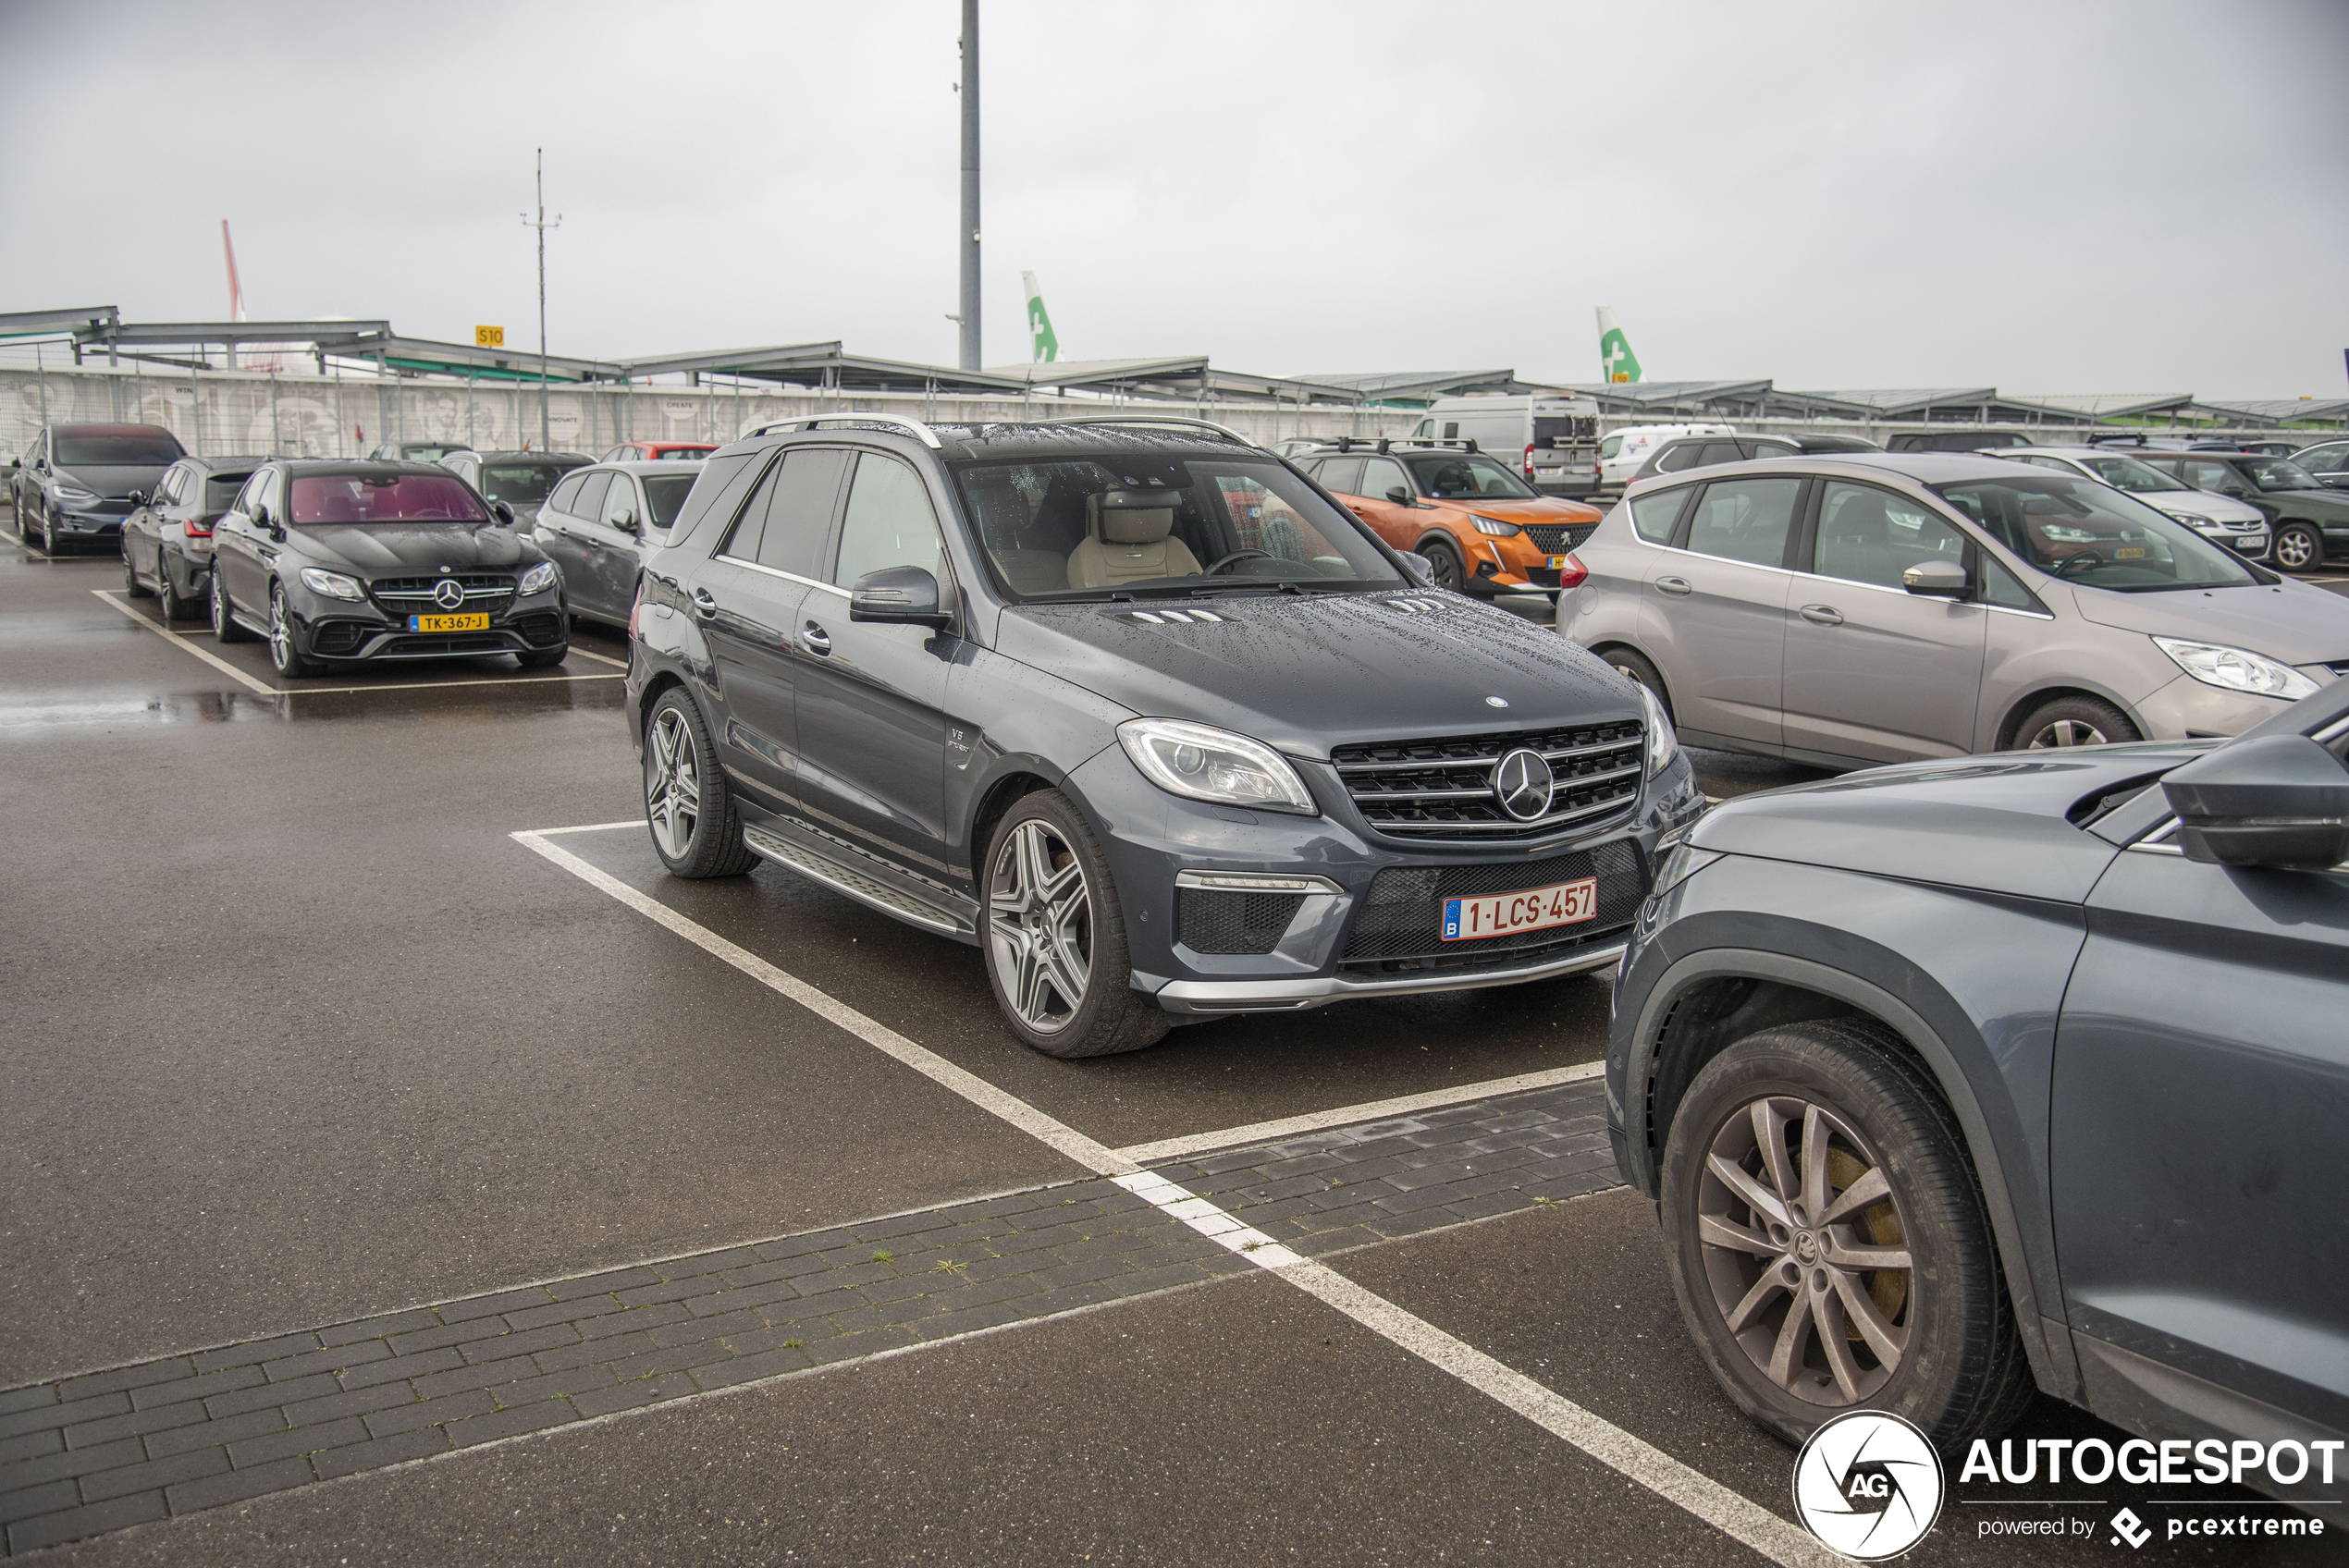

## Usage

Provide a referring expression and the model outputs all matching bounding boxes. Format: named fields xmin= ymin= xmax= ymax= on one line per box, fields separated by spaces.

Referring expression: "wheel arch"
xmin=633 ymin=668 xmax=689 ymax=744
xmin=1583 ymin=639 xmax=1676 ymax=717
xmin=1992 ymin=684 xmax=2148 ymax=751
xmin=1627 ymin=946 xmax=2076 ymax=1403
xmin=965 ymin=766 xmax=1063 ymax=891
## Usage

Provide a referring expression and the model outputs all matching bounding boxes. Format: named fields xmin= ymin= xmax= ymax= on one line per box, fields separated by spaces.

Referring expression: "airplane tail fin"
xmin=1596 ymin=305 xmax=1642 ymax=385
xmin=1022 ymin=270 xmax=1059 ymax=364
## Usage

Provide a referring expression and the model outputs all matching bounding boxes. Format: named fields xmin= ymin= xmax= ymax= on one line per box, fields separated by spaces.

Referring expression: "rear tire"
xmin=2013 ymin=694 xmax=2136 ymax=751
xmin=2274 ymin=521 xmax=2324 ymax=573
xmin=155 ymin=560 xmax=191 ymax=622
xmin=1660 ymin=1019 xmax=2035 ymax=1453
xmin=212 ymin=568 xmax=254 ymax=643
xmin=123 ymin=547 xmax=152 ymax=597
xmin=1603 ymin=646 xmax=1674 ymax=720
xmin=983 ymin=790 xmax=1169 ymax=1060
xmin=642 ymin=689 xmax=757 ymax=878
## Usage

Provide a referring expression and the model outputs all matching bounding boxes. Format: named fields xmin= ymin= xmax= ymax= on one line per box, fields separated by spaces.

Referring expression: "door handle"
xmin=691 ymin=587 xmax=717 ymax=619
xmin=1798 ymin=604 xmax=1844 ymax=627
xmin=1654 ymin=575 xmax=1693 ymax=596
xmin=800 ymin=620 xmax=832 ymax=655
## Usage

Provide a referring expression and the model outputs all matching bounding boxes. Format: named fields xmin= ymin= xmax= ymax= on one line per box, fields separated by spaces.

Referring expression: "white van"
xmin=1596 ymin=423 xmax=1734 ymax=491
xmin=1411 ymin=394 xmax=1603 ymax=497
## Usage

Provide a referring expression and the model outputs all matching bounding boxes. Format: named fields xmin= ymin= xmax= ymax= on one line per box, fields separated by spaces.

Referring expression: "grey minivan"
xmin=1567 ymin=453 xmax=2349 ymax=766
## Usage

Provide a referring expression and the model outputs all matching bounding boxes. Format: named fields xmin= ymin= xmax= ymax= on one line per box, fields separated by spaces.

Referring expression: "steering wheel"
xmin=2052 ymin=551 xmax=2106 ymax=577
xmin=1202 ymin=548 xmax=1276 ymax=575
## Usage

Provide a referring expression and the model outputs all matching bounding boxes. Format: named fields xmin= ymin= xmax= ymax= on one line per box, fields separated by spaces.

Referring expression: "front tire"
xmin=268 ymin=584 xmax=320 ymax=677
xmin=2013 ymin=693 xmax=2136 ymax=751
xmin=2274 ymin=521 xmax=2324 ymax=573
xmin=1660 ymin=1020 xmax=2035 ymax=1452
xmin=516 ymin=643 xmax=568 ymax=668
xmin=212 ymin=568 xmax=254 ymax=642
xmin=983 ymin=790 xmax=1168 ymax=1060
xmin=642 ymin=690 xmax=756 ymax=878
xmin=1420 ymin=538 xmax=1469 ymax=594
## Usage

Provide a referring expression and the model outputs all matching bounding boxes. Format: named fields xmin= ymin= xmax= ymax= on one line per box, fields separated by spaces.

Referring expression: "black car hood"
xmin=995 ymin=592 xmax=1638 ymax=758
xmin=1689 ymin=742 xmax=2213 ymax=903
xmin=55 ymin=464 xmax=170 ymax=499
xmin=291 ymin=524 xmax=543 ymax=575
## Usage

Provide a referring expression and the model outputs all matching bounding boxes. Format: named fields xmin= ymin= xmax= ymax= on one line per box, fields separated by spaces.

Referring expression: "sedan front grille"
xmin=369 ymin=573 xmax=516 ymax=613
xmin=1519 ymin=522 xmax=1597 ymax=553
xmin=1333 ymin=720 xmax=1644 ymax=841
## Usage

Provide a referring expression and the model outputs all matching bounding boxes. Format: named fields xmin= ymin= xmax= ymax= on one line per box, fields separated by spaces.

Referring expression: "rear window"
xmin=289 ymin=473 xmax=491 ymax=524
xmin=475 ymin=462 xmax=579 ymax=506
xmin=642 ymin=474 xmax=698 ymax=528
xmin=56 ymin=430 xmax=183 ymax=466
xmin=201 ymin=473 xmax=254 ymax=512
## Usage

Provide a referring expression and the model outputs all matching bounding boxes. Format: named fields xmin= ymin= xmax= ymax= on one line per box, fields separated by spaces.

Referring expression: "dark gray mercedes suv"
xmin=626 ymin=415 xmax=1705 ymax=1057
xmin=1609 ymin=674 xmax=2349 ymax=1503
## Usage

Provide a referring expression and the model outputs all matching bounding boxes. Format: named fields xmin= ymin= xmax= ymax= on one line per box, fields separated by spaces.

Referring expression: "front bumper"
xmin=285 ymin=590 xmax=566 ymax=662
xmin=1155 ymin=937 xmax=1630 ymax=1014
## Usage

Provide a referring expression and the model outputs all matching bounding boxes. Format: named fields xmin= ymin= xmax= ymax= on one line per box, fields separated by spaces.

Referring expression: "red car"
xmin=598 ymin=442 xmax=717 ymax=462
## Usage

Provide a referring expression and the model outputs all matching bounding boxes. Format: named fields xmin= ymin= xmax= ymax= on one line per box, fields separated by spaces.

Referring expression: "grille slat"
xmin=1520 ymin=522 xmax=1597 ymax=554
xmin=369 ymin=572 xmax=517 ymax=611
xmin=1333 ymin=720 xmax=1644 ymax=842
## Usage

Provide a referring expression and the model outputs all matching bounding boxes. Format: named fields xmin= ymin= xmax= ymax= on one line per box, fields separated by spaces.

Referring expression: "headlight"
xmin=2152 ymin=636 xmax=2319 ymax=702
xmin=2162 ymin=511 xmax=2214 ymax=530
xmin=519 ymin=561 xmax=559 ymax=595
xmin=1470 ymin=514 xmax=1520 ymax=537
xmin=1116 ymin=717 xmax=1318 ymax=815
xmin=1651 ymin=840 xmax=1724 ymax=901
xmin=51 ymin=484 xmax=101 ymax=508
xmin=299 ymin=568 xmax=365 ymax=601
xmin=1637 ymin=684 xmax=1679 ymax=775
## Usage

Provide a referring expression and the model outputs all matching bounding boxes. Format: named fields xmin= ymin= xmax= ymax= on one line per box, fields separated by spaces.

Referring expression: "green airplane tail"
xmin=1597 ymin=306 xmax=1641 ymax=385
xmin=1023 ymin=271 xmax=1059 ymax=364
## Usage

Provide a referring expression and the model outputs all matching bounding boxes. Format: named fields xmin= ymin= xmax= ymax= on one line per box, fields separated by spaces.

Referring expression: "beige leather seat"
xmin=1067 ymin=494 xmax=1201 ymax=589
xmin=992 ymin=548 xmax=1070 ymax=594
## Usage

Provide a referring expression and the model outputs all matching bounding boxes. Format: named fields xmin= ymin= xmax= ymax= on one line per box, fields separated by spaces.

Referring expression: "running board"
xmin=741 ymin=825 xmax=974 ymax=939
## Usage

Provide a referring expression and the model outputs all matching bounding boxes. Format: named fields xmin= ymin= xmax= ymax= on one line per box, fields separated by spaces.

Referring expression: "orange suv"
xmin=1297 ymin=438 xmax=1604 ymax=599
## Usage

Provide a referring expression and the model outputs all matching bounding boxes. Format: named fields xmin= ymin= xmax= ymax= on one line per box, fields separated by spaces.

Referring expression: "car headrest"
xmin=1091 ymin=489 xmax=1178 ymax=545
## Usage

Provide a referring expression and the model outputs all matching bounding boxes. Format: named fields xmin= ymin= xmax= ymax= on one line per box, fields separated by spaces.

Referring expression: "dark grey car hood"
xmin=1689 ymin=743 xmax=2211 ymax=903
xmin=56 ymin=463 xmax=170 ymax=500
xmin=995 ymin=592 xmax=1638 ymax=758
xmin=291 ymin=524 xmax=544 ymax=575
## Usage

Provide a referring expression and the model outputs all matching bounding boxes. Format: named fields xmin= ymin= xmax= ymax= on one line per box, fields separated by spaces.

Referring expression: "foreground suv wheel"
xmin=643 ymin=690 xmax=757 ymax=879
xmin=1660 ymin=1019 xmax=2033 ymax=1452
xmin=983 ymin=790 xmax=1168 ymax=1060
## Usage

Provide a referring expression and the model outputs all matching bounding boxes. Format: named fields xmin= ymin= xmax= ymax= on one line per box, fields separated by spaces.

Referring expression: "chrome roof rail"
xmin=1051 ymin=414 xmax=1254 ymax=447
xmin=746 ymin=413 xmax=942 ymax=449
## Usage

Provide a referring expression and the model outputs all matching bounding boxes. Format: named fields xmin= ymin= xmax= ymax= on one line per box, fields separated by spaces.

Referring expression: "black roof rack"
xmin=1324 ymin=435 xmax=1481 ymax=456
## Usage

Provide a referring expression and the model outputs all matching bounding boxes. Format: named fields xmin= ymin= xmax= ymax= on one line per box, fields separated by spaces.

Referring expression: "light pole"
xmin=958 ymin=0 xmax=980 ymax=373
xmin=522 ymin=149 xmax=560 ymax=450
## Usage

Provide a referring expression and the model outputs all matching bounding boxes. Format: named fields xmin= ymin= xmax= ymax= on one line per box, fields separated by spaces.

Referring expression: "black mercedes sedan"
xmin=208 ymin=460 xmax=568 ymax=678
xmin=10 ymin=423 xmax=185 ymax=554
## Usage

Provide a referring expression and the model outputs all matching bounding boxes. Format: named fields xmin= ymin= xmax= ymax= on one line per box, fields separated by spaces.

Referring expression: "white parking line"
xmin=513 ymin=823 xmax=1832 ymax=1567
xmin=1113 ymin=1060 xmax=1605 ymax=1164
xmin=564 ymin=643 xmax=630 ymax=668
xmin=92 ymin=587 xmax=277 ymax=695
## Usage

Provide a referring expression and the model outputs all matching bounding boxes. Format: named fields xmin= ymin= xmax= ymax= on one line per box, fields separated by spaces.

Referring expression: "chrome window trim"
xmin=708 ymin=553 xmax=844 ymax=597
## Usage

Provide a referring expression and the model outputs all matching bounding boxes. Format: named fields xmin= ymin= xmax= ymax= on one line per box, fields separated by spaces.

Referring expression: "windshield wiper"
xmin=1188 ymin=580 xmax=1321 ymax=597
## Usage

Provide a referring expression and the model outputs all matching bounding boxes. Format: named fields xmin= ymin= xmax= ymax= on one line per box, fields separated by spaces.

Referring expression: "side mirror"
xmin=1398 ymin=550 xmax=1437 ymax=588
xmin=492 ymin=500 xmax=516 ymax=525
xmin=127 ymin=489 xmax=146 ymax=507
xmin=251 ymin=503 xmax=276 ymax=534
xmin=611 ymin=508 xmax=638 ymax=533
xmin=849 ymin=565 xmax=950 ymax=629
xmin=1384 ymin=485 xmax=1411 ymax=506
xmin=1902 ymin=558 xmax=1971 ymax=598
xmin=2163 ymin=734 xmax=2349 ymax=871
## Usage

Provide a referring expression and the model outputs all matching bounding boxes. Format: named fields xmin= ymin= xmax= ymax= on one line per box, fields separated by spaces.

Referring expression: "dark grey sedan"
xmin=533 ymin=459 xmax=702 ymax=629
xmin=120 ymin=454 xmax=268 ymax=620
xmin=1609 ymin=679 xmax=2349 ymax=1501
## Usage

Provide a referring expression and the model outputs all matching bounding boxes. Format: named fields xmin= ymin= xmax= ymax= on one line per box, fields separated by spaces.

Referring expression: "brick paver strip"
xmin=0 ymin=1079 xmax=1617 ymax=1554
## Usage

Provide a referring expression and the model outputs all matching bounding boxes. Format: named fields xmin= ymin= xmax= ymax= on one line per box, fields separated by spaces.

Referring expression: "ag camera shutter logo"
xmin=1792 ymin=1410 xmax=1945 ymax=1560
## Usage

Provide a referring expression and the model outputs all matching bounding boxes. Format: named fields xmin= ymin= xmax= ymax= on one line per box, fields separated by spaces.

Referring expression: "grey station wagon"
xmin=1568 ymin=453 xmax=2349 ymax=768
xmin=626 ymin=415 xmax=1705 ymax=1058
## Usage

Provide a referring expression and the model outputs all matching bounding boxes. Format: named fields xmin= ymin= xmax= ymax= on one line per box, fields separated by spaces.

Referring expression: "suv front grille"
xmin=370 ymin=573 xmax=516 ymax=613
xmin=1339 ymin=841 xmax=1642 ymax=973
xmin=1520 ymin=522 xmax=1597 ymax=553
xmin=1333 ymin=721 xmax=1644 ymax=840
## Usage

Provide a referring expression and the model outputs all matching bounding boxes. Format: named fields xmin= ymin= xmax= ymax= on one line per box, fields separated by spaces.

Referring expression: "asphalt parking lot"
xmin=5 ymin=534 xmax=2343 ymax=1565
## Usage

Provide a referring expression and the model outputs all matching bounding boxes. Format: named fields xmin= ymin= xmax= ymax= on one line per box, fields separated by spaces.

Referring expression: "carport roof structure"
xmin=979 ymin=355 xmax=1368 ymax=406
xmin=1558 ymin=379 xmax=1782 ymax=418
xmin=612 ymin=343 xmax=1029 ymax=395
xmin=1786 ymin=387 xmax=2084 ymax=423
xmin=1291 ymin=370 xmax=1534 ymax=405
xmin=2194 ymin=398 xmax=2349 ymax=427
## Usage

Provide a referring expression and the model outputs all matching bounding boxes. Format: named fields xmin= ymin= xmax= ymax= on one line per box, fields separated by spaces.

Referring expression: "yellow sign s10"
xmin=474 ymin=325 xmax=506 ymax=348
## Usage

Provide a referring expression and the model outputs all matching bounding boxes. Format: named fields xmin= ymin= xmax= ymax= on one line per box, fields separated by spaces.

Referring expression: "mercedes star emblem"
xmin=1493 ymin=747 xmax=1555 ymax=821
xmin=432 ymin=579 xmax=467 ymax=609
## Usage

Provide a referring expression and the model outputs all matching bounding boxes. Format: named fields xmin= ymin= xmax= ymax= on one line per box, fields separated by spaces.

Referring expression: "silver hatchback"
xmin=1564 ymin=452 xmax=2349 ymax=766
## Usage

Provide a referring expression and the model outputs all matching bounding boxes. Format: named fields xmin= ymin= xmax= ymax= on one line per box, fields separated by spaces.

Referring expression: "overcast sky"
xmin=4 ymin=0 xmax=2343 ymax=397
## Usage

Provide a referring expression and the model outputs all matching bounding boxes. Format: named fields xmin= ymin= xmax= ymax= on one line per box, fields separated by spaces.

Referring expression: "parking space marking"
xmin=563 ymin=643 xmax=629 ymax=668
xmin=514 ymin=821 xmax=1827 ymax=1567
xmin=91 ymin=587 xmax=277 ymax=695
xmin=1112 ymin=1060 xmax=1605 ymax=1164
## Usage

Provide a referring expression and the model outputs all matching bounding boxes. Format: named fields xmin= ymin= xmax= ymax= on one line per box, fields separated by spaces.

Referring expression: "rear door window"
xmin=1654 ymin=443 xmax=1706 ymax=473
xmin=1314 ymin=457 xmax=1363 ymax=495
xmin=1695 ymin=441 xmax=1746 ymax=466
xmin=719 ymin=447 xmax=849 ymax=579
xmin=570 ymin=472 xmax=612 ymax=522
xmin=547 ymin=472 xmax=588 ymax=514
xmin=1682 ymin=477 xmax=1803 ymax=568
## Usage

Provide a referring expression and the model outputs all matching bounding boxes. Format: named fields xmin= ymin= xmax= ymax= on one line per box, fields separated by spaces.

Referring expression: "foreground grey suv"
xmin=1568 ymin=453 xmax=2349 ymax=768
xmin=1608 ymin=678 xmax=2349 ymax=1501
xmin=627 ymin=415 xmax=1704 ymax=1057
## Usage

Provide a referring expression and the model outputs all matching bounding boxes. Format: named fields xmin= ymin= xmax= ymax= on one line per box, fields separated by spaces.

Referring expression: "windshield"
xmin=1408 ymin=453 xmax=1538 ymax=500
xmin=1934 ymin=475 xmax=2256 ymax=593
xmin=289 ymin=473 xmax=492 ymax=524
xmin=2077 ymin=454 xmax=2183 ymax=494
xmin=642 ymin=474 xmax=697 ymax=528
xmin=475 ymin=462 xmax=578 ymax=506
xmin=56 ymin=431 xmax=183 ymax=466
xmin=2244 ymin=459 xmax=2320 ymax=492
xmin=953 ymin=455 xmax=1405 ymax=600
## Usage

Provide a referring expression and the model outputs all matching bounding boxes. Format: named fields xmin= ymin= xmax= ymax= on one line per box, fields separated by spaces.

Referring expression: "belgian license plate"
xmin=1442 ymin=876 xmax=1598 ymax=941
xmin=407 ymin=613 xmax=488 ymax=632
xmin=1546 ymin=555 xmax=1572 ymax=570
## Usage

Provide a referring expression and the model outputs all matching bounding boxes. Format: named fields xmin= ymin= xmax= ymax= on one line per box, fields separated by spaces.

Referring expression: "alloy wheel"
xmin=1693 ymin=1093 xmax=1913 ymax=1408
xmin=212 ymin=572 xmax=228 ymax=636
xmin=644 ymin=707 xmax=700 ymax=860
xmin=268 ymin=591 xmax=295 ymax=670
xmin=987 ymin=819 xmax=1093 ymax=1035
xmin=2027 ymin=718 xmax=2108 ymax=748
xmin=2275 ymin=527 xmax=2317 ymax=572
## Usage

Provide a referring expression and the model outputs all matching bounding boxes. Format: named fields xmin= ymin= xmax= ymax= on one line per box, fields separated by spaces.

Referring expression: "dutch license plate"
xmin=1546 ymin=555 xmax=1571 ymax=570
xmin=1442 ymin=876 xmax=1598 ymax=941
xmin=407 ymin=613 xmax=488 ymax=632
xmin=2115 ymin=546 xmax=2147 ymax=560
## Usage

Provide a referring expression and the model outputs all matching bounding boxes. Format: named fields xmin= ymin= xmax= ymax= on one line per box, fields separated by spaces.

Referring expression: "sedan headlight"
xmin=1470 ymin=514 xmax=1520 ymax=537
xmin=2162 ymin=511 xmax=2215 ymax=530
xmin=2153 ymin=636 xmax=2319 ymax=702
xmin=299 ymin=568 xmax=366 ymax=601
xmin=51 ymin=484 xmax=101 ymax=508
xmin=1117 ymin=717 xmax=1317 ymax=815
xmin=519 ymin=561 xmax=559 ymax=595
xmin=1637 ymin=684 xmax=1679 ymax=775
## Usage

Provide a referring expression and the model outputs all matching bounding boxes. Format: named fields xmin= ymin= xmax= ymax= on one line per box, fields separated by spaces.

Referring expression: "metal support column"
xmin=958 ymin=0 xmax=981 ymax=373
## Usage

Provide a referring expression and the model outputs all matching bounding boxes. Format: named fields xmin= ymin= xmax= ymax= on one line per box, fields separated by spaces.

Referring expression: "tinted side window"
xmin=1628 ymin=486 xmax=1688 ymax=544
xmin=668 ymin=449 xmax=763 ymax=547
xmin=1682 ymin=477 xmax=1802 ymax=568
xmin=1695 ymin=441 xmax=1746 ymax=466
xmin=1315 ymin=457 xmax=1363 ymax=495
xmin=1812 ymin=482 xmax=1968 ymax=590
xmin=569 ymin=472 xmax=612 ymax=521
xmin=1358 ymin=458 xmax=1409 ymax=499
xmin=547 ymin=472 xmax=587 ymax=514
xmin=729 ymin=448 xmax=850 ymax=578
xmin=830 ymin=453 xmax=942 ymax=588
xmin=1654 ymin=442 xmax=1705 ymax=472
